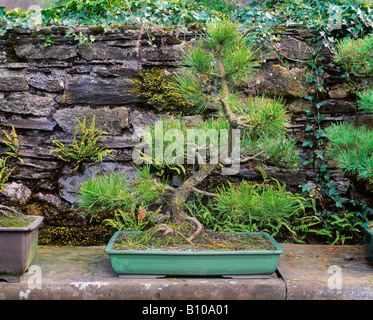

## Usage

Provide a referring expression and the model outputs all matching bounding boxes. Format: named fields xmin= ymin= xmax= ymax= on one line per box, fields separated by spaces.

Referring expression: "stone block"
xmin=1 ymin=117 xmax=56 ymax=131
xmin=1 ymin=182 xmax=32 ymax=204
xmin=328 ymin=85 xmax=349 ymax=99
xmin=287 ymin=99 xmax=313 ymax=114
xmin=26 ymin=71 xmax=64 ymax=92
xmin=246 ymin=65 xmax=316 ymax=98
xmin=77 ymin=43 xmax=134 ymax=61
xmin=60 ymin=75 xmax=136 ymax=105
xmin=93 ymin=61 xmax=141 ymax=78
xmin=14 ymin=43 xmax=77 ymax=61
xmin=0 ymin=72 xmax=29 ymax=91
xmin=320 ymin=99 xmax=356 ymax=114
xmin=287 ymin=98 xmax=357 ymax=114
xmin=256 ymin=36 xmax=313 ymax=62
xmin=0 ymin=92 xmax=57 ymax=116
xmin=53 ymin=106 xmax=129 ymax=135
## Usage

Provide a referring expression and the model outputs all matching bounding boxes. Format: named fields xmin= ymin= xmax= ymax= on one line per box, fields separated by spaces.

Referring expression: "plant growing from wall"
xmin=357 ymin=89 xmax=373 ymax=114
xmin=295 ymin=19 xmax=373 ymax=244
xmin=325 ymin=34 xmax=373 ymax=188
xmin=314 ymin=33 xmax=373 ymax=243
xmin=333 ymin=34 xmax=373 ymax=77
xmin=0 ymin=126 xmax=22 ymax=191
xmin=51 ymin=115 xmax=113 ymax=171
xmin=126 ymin=68 xmax=190 ymax=111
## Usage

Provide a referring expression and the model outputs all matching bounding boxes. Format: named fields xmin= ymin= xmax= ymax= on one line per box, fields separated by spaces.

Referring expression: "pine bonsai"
xmin=77 ymin=19 xmax=300 ymax=243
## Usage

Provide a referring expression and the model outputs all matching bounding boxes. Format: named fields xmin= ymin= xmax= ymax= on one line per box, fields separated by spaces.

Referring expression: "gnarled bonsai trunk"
xmin=169 ymin=163 xmax=217 ymax=240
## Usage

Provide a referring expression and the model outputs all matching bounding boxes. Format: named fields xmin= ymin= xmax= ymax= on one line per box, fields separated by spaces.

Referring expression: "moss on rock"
xmin=126 ymin=68 xmax=190 ymax=112
xmin=24 ymin=201 xmax=114 ymax=246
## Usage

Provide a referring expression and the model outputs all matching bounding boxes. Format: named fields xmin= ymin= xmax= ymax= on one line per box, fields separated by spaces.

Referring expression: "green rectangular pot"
xmin=364 ymin=221 xmax=373 ymax=264
xmin=105 ymin=231 xmax=284 ymax=277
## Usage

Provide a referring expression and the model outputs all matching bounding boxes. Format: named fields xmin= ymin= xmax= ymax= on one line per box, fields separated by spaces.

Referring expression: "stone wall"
xmin=0 ymin=25 xmax=371 ymax=244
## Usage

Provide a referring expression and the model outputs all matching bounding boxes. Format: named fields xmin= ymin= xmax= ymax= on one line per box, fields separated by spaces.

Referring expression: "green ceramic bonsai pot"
xmin=105 ymin=231 xmax=284 ymax=277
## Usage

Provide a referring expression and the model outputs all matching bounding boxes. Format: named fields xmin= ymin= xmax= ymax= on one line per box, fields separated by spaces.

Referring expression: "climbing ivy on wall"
xmin=294 ymin=7 xmax=373 ymax=245
xmin=1 ymin=0 xmax=372 ymax=36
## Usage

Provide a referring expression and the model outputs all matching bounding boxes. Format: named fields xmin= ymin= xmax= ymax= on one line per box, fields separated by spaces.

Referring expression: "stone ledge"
xmin=0 ymin=244 xmax=372 ymax=300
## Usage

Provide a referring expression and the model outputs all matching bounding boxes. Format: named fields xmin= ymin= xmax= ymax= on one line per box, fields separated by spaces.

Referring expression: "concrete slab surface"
xmin=0 ymin=243 xmax=372 ymax=300
xmin=278 ymin=243 xmax=373 ymax=300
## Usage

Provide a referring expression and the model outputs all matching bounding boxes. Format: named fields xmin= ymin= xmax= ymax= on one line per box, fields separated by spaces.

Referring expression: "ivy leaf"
xmin=302 ymin=139 xmax=313 ymax=148
xmin=316 ymin=114 xmax=326 ymax=123
xmin=305 ymin=124 xmax=314 ymax=132
xmin=301 ymin=182 xmax=312 ymax=193
xmin=316 ymin=129 xmax=326 ymax=139
xmin=316 ymin=101 xmax=327 ymax=110
xmin=334 ymin=197 xmax=348 ymax=208
xmin=303 ymin=159 xmax=313 ymax=166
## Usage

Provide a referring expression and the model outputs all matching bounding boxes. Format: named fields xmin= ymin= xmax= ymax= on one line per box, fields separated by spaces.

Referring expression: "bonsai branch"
xmin=0 ymin=205 xmax=24 ymax=218
xmin=192 ymin=187 xmax=216 ymax=197
xmin=240 ymin=150 xmax=266 ymax=163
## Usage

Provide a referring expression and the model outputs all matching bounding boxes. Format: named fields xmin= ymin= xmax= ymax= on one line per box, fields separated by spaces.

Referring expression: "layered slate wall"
xmin=0 ymin=25 xmax=371 ymax=244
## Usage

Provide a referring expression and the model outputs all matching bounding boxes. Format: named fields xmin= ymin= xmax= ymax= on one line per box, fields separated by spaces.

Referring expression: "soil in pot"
xmin=111 ymin=228 xmax=276 ymax=252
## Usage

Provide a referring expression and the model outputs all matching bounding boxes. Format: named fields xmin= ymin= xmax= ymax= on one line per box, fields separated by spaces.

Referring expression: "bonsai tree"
xmin=77 ymin=19 xmax=300 ymax=242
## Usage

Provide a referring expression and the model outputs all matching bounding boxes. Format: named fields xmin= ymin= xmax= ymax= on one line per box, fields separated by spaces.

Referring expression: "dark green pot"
xmin=364 ymin=222 xmax=373 ymax=264
xmin=105 ymin=231 xmax=284 ymax=277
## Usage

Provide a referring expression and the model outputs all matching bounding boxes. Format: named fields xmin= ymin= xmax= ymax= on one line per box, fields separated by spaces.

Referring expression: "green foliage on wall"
xmin=51 ymin=115 xmax=113 ymax=171
xmin=127 ymin=68 xmax=190 ymax=111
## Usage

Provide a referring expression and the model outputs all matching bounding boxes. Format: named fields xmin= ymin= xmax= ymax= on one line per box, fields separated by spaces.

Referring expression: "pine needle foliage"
xmin=325 ymin=122 xmax=373 ymax=184
xmin=76 ymin=172 xmax=133 ymax=213
xmin=236 ymin=95 xmax=299 ymax=168
xmin=142 ymin=115 xmax=230 ymax=168
xmin=333 ymin=34 xmax=373 ymax=77
xmin=76 ymin=171 xmax=159 ymax=231
xmin=173 ymin=19 xmax=259 ymax=114
xmin=357 ymin=89 xmax=373 ymax=114
xmin=172 ymin=19 xmax=299 ymax=169
xmin=190 ymin=169 xmax=323 ymax=242
xmin=76 ymin=168 xmax=166 ymax=230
